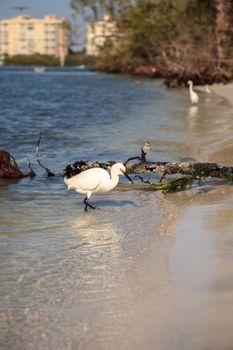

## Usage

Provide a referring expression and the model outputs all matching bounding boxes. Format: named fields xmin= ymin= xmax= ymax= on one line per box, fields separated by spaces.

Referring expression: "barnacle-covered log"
xmin=63 ymin=159 xmax=233 ymax=181
xmin=125 ymin=161 xmax=233 ymax=180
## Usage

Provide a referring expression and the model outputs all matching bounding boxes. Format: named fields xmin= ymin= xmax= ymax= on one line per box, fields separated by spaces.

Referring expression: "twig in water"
xmin=125 ymin=156 xmax=141 ymax=164
xmin=36 ymin=132 xmax=55 ymax=177
xmin=134 ymin=175 xmax=151 ymax=184
xmin=27 ymin=158 xmax=36 ymax=177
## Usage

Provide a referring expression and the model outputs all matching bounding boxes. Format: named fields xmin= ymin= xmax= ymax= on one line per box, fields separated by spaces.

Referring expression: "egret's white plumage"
xmin=64 ymin=162 xmax=132 ymax=210
xmin=187 ymin=80 xmax=199 ymax=104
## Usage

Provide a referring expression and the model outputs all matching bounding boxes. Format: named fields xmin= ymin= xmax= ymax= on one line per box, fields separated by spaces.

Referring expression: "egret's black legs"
xmin=83 ymin=197 xmax=96 ymax=211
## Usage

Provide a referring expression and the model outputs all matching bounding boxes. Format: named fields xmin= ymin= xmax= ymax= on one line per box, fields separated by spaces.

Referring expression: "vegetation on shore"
xmin=3 ymin=1 xmax=233 ymax=86
xmin=3 ymin=54 xmax=61 ymax=66
xmin=71 ymin=0 xmax=233 ymax=86
xmin=3 ymin=53 xmax=91 ymax=67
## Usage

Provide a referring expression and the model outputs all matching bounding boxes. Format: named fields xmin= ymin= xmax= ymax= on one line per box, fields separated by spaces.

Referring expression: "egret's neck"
xmin=110 ymin=173 xmax=120 ymax=182
xmin=108 ymin=173 xmax=120 ymax=191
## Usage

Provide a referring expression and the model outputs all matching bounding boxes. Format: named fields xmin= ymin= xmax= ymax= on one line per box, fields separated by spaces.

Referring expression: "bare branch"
xmin=35 ymin=132 xmax=55 ymax=177
xmin=27 ymin=158 xmax=36 ymax=177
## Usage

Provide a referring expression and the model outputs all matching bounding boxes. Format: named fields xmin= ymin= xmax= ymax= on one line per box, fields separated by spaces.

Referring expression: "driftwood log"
xmin=64 ymin=145 xmax=233 ymax=192
xmin=63 ymin=159 xmax=233 ymax=192
xmin=64 ymin=160 xmax=233 ymax=179
xmin=1 ymin=137 xmax=233 ymax=193
xmin=64 ymin=143 xmax=233 ymax=181
xmin=125 ymin=160 xmax=233 ymax=179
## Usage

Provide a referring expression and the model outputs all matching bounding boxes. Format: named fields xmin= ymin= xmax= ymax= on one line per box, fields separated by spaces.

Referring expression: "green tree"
xmin=4 ymin=54 xmax=60 ymax=66
xmin=70 ymin=0 xmax=133 ymax=19
xmin=71 ymin=0 xmax=233 ymax=84
xmin=123 ymin=0 xmax=180 ymax=63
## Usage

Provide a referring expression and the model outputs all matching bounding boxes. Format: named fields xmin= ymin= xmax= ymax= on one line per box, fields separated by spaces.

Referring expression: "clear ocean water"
xmin=1 ymin=66 xmax=233 ymax=350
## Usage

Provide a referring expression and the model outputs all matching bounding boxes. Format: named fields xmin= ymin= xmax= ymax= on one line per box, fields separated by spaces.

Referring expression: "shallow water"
xmin=1 ymin=67 xmax=233 ymax=350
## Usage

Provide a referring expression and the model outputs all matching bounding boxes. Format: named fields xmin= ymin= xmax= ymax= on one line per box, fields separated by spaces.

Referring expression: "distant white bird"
xmin=64 ymin=162 xmax=133 ymax=210
xmin=187 ymin=80 xmax=199 ymax=104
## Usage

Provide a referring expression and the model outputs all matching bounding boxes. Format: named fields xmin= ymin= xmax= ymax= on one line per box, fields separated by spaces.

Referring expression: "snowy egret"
xmin=64 ymin=162 xmax=133 ymax=211
xmin=187 ymin=80 xmax=199 ymax=104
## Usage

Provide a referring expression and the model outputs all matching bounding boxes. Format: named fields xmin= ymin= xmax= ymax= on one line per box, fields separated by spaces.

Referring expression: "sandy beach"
xmin=167 ymin=82 xmax=233 ymax=349
xmin=211 ymin=83 xmax=233 ymax=106
xmin=207 ymin=83 xmax=233 ymax=165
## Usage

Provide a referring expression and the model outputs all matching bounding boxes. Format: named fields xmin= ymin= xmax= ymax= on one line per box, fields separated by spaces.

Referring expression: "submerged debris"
xmin=0 ymin=151 xmax=35 ymax=179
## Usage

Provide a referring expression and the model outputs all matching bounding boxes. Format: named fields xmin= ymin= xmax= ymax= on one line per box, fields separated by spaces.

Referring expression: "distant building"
xmin=0 ymin=15 xmax=68 ymax=63
xmin=86 ymin=15 xmax=117 ymax=56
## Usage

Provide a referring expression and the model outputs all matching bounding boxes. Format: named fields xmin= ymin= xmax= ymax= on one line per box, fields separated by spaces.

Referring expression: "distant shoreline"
xmin=1 ymin=64 xmax=232 ymax=91
xmin=210 ymin=83 xmax=233 ymax=104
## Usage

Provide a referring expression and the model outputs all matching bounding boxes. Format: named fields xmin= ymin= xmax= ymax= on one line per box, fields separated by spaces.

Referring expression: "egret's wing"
xmin=65 ymin=168 xmax=108 ymax=191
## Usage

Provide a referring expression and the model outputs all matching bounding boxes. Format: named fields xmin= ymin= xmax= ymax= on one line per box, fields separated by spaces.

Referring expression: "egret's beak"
xmin=125 ymin=173 xmax=134 ymax=184
xmin=121 ymin=169 xmax=134 ymax=184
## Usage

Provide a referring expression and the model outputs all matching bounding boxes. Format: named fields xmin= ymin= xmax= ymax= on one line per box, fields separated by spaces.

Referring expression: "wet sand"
xmin=208 ymin=83 xmax=233 ymax=165
xmin=168 ymin=83 xmax=233 ymax=349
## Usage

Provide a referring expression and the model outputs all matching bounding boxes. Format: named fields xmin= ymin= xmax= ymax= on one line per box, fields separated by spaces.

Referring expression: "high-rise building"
xmin=86 ymin=15 xmax=116 ymax=56
xmin=0 ymin=15 xmax=68 ymax=62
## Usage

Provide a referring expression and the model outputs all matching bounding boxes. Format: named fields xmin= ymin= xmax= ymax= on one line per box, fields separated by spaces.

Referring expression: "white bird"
xmin=64 ymin=162 xmax=133 ymax=211
xmin=187 ymin=80 xmax=199 ymax=104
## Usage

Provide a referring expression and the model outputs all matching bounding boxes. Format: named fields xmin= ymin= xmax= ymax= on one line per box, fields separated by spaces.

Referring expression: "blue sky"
xmin=0 ymin=0 xmax=86 ymax=49
xmin=0 ymin=0 xmax=72 ymax=20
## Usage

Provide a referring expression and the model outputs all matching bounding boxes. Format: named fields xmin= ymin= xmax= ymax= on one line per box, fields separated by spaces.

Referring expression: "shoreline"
xmin=211 ymin=83 xmax=233 ymax=105
xmin=197 ymin=82 xmax=233 ymax=165
xmin=196 ymin=82 xmax=233 ymax=105
xmin=168 ymin=80 xmax=233 ymax=348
